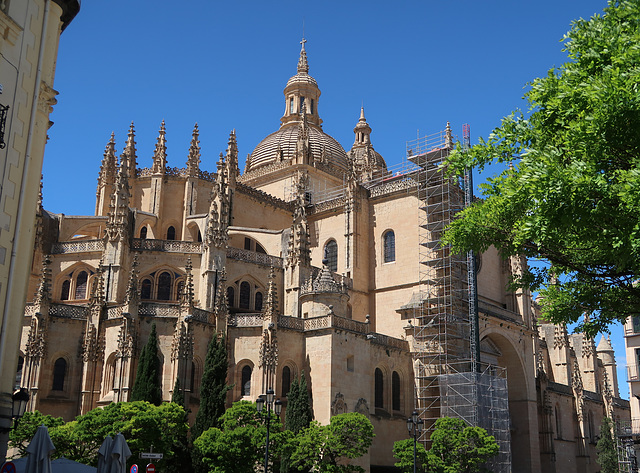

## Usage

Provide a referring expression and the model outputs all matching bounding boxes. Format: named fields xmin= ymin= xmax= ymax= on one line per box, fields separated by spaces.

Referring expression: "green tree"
xmin=392 ymin=438 xmax=429 ymax=473
xmin=8 ymin=411 xmax=65 ymax=458
xmin=426 ymin=417 xmax=498 ymax=473
xmin=442 ymin=0 xmax=640 ymax=335
xmin=284 ymin=371 xmax=313 ymax=434
xmin=171 ymin=377 xmax=185 ymax=408
xmin=597 ymin=417 xmax=618 ymax=473
xmin=192 ymin=333 xmax=232 ymax=440
xmin=192 ymin=400 xmax=284 ymax=473
xmin=281 ymin=372 xmax=313 ymax=473
xmin=16 ymin=402 xmax=189 ymax=471
xmin=290 ymin=412 xmax=374 ymax=473
xmin=131 ymin=323 xmax=162 ymax=405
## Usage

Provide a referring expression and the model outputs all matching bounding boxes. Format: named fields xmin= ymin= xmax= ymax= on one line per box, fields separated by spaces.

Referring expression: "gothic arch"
xmin=55 ymin=263 xmax=95 ymax=302
xmin=236 ymin=359 xmax=255 ymax=400
xmin=136 ymin=217 xmax=156 ymax=239
xmin=229 ymin=275 xmax=266 ymax=312
xmin=138 ymin=265 xmax=185 ymax=301
xmin=481 ymin=331 xmax=535 ymax=473
xmin=48 ymin=352 xmax=73 ymax=397
xmin=186 ymin=221 xmax=202 ymax=242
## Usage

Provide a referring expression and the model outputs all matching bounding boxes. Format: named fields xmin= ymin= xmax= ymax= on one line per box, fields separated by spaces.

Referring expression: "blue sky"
xmin=43 ymin=0 xmax=628 ymax=397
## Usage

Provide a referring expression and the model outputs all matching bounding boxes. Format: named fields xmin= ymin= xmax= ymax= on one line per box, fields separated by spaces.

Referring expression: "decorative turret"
xmin=224 ymin=130 xmax=239 ymax=186
xmin=186 ymin=123 xmax=201 ymax=178
xmin=263 ymin=267 xmax=278 ymax=325
xmin=213 ymin=268 xmax=229 ymax=333
xmin=105 ymin=144 xmax=132 ymax=242
xmin=286 ymin=170 xmax=311 ymax=268
xmin=124 ymin=253 xmax=139 ymax=306
xmin=299 ymin=259 xmax=350 ymax=319
xmin=597 ymin=335 xmax=619 ymax=398
xmin=121 ymin=122 xmax=138 ymax=182
xmin=151 ymin=120 xmax=167 ymax=175
xmin=204 ymin=154 xmax=229 ymax=250
xmin=181 ymin=256 xmax=195 ymax=307
xmin=348 ymin=107 xmax=386 ymax=181
xmin=280 ymin=38 xmax=322 ymax=128
xmin=96 ymin=133 xmax=117 ymax=215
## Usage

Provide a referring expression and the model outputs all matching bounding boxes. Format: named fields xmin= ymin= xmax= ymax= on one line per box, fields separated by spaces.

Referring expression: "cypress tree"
xmin=597 ymin=417 xmax=619 ymax=473
xmin=130 ymin=323 xmax=163 ymax=405
xmin=192 ymin=333 xmax=232 ymax=440
xmin=285 ymin=370 xmax=313 ymax=433
xmin=171 ymin=377 xmax=185 ymax=408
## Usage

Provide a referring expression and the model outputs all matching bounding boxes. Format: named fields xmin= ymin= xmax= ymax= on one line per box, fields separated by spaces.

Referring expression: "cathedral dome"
xmin=245 ymin=39 xmax=349 ymax=174
xmin=249 ymin=123 xmax=350 ymax=172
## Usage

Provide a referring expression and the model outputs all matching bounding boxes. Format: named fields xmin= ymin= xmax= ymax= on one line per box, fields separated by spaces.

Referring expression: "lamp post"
xmin=406 ymin=410 xmax=423 ymax=473
xmin=256 ymin=388 xmax=282 ymax=473
xmin=0 ymin=388 xmax=29 ymax=433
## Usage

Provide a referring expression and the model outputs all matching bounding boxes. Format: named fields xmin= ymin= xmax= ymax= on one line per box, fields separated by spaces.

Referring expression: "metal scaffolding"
xmin=407 ymin=125 xmax=511 ymax=472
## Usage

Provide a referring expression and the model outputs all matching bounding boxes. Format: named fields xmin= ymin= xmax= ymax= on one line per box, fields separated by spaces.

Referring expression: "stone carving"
xmin=331 ymin=392 xmax=347 ymax=415
xmin=355 ymin=398 xmax=370 ymax=417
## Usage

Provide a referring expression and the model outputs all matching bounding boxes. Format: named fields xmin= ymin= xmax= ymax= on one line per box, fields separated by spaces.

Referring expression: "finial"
xmin=297 ymin=38 xmax=309 ymax=74
xmin=359 ymin=107 xmax=366 ymax=121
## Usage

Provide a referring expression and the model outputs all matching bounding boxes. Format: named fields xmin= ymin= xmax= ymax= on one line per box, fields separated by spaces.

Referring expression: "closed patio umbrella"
xmin=108 ymin=433 xmax=131 ymax=473
xmin=25 ymin=425 xmax=55 ymax=473
xmin=96 ymin=436 xmax=113 ymax=473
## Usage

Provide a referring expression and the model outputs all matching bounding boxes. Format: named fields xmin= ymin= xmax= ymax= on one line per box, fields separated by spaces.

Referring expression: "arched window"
xmin=282 ymin=366 xmax=291 ymax=397
xmin=226 ymin=286 xmax=235 ymax=307
xmin=255 ymin=292 xmax=263 ymax=312
xmin=190 ymin=361 xmax=196 ymax=392
xmin=383 ymin=230 xmax=396 ymax=263
xmin=241 ymin=365 xmax=252 ymax=397
xmin=15 ymin=355 xmax=23 ymax=388
xmin=392 ymin=371 xmax=401 ymax=411
xmin=239 ymin=282 xmax=251 ymax=309
xmin=374 ymin=368 xmax=384 ymax=409
xmin=60 ymin=280 xmax=70 ymax=301
xmin=555 ymin=406 xmax=562 ymax=439
xmin=157 ymin=272 xmax=172 ymax=301
xmin=52 ymin=358 xmax=67 ymax=391
xmin=324 ymin=240 xmax=338 ymax=272
xmin=75 ymin=271 xmax=88 ymax=299
xmin=166 ymin=226 xmax=176 ymax=240
xmin=197 ymin=230 xmax=202 ymax=242
xmin=140 ymin=226 xmax=148 ymax=239
xmin=141 ymin=279 xmax=152 ymax=300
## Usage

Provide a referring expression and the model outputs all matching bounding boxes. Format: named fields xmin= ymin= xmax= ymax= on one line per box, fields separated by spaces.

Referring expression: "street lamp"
xmin=0 ymin=388 xmax=29 ymax=433
xmin=256 ymin=388 xmax=282 ymax=473
xmin=406 ymin=410 xmax=423 ymax=473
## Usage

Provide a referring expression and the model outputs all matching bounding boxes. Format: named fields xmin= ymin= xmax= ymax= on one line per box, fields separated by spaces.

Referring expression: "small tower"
xmin=596 ymin=335 xmax=619 ymax=398
xmin=348 ymin=107 xmax=386 ymax=181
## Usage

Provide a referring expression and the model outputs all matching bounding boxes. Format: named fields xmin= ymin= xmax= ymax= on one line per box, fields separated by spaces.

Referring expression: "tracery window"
xmin=255 ymin=292 xmax=263 ymax=312
xmin=141 ymin=279 xmax=152 ymax=300
xmin=52 ymin=358 xmax=67 ymax=391
xmin=75 ymin=271 xmax=88 ymax=299
xmin=241 ymin=365 xmax=252 ymax=397
xmin=383 ymin=230 xmax=396 ymax=263
xmin=60 ymin=280 xmax=70 ymax=301
xmin=157 ymin=272 xmax=172 ymax=301
xmin=374 ymin=368 xmax=384 ymax=409
xmin=282 ymin=366 xmax=291 ymax=397
xmin=227 ymin=286 xmax=235 ymax=307
xmin=324 ymin=240 xmax=338 ymax=272
xmin=392 ymin=371 xmax=401 ymax=411
xmin=239 ymin=282 xmax=251 ymax=309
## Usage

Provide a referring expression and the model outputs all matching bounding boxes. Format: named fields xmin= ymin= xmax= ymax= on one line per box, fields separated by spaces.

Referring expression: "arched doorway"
xmin=481 ymin=332 xmax=536 ymax=473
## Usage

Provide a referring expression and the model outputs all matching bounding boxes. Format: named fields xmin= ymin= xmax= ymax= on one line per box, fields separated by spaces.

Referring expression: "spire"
xmin=286 ymin=171 xmax=311 ymax=267
xmin=121 ymin=122 xmax=138 ymax=181
xmin=297 ymin=37 xmax=309 ymax=73
xmin=181 ymin=256 xmax=195 ymax=306
xmin=125 ymin=254 xmax=139 ymax=305
xmin=213 ymin=268 xmax=229 ymax=331
xmin=445 ymin=121 xmax=453 ymax=149
xmin=186 ymin=123 xmax=201 ymax=177
xmin=205 ymin=155 xmax=229 ymax=249
xmin=263 ymin=267 xmax=278 ymax=323
xmin=34 ymin=255 xmax=52 ymax=305
xmin=89 ymin=262 xmax=105 ymax=308
xmin=224 ymin=130 xmax=239 ymax=185
xmin=106 ymin=135 xmax=132 ymax=241
xmin=98 ymin=133 xmax=117 ymax=187
xmin=151 ymin=120 xmax=167 ymax=174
